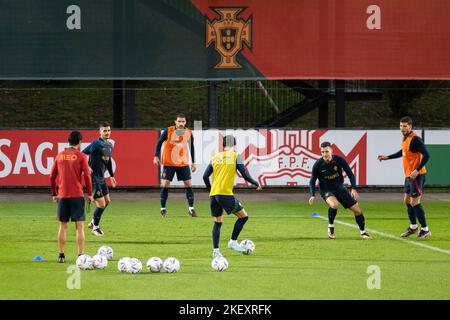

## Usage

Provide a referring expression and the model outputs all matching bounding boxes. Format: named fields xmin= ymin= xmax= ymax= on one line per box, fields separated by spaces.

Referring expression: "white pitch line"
xmin=314 ymin=215 xmax=450 ymax=256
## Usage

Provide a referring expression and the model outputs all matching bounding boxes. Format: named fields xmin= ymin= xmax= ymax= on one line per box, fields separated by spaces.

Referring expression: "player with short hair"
xmin=50 ymin=131 xmax=93 ymax=263
xmin=153 ymin=113 xmax=197 ymax=218
xmin=378 ymin=116 xmax=431 ymax=239
xmin=309 ymin=141 xmax=371 ymax=239
xmin=82 ymin=122 xmax=117 ymax=236
xmin=203 ymin=135 xmax=262 ymax=258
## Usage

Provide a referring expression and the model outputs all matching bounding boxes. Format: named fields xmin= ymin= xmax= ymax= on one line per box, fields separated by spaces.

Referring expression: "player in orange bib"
xmin=153 ymin=113 xmax=197 ymax=217
xmin=378 ymin=116 xmax=431 ymax=239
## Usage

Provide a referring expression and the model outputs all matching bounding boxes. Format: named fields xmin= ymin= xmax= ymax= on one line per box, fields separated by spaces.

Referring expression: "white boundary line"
xmin=315 ymin=215 xmax=450 ymax=255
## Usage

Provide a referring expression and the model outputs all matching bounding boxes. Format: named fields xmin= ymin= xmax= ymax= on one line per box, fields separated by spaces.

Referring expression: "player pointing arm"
xmin=378 ymin=116 xmax=431 ymax=239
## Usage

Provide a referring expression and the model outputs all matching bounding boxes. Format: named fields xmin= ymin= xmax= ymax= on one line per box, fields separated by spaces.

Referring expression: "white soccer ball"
xmin=211 ymin=256 xmax=229 ymax=272
xmin=240 ymin=239 xmax=255 ymax=255
xmin=117 ymin=257 xmax=131 ymax=273
xmin=146 ymin=257 xmax=163 ymax=273
xmin=76 ymin=254 xmax=93 ymax=270
xmin=163 ymin=257 xmax=180 ymax=273
xmin=92 ymin=254 xmax=108 ymax=269
xmin=127 ymin=258 xmax=143 ymax=274
xmin=97 ymin=245 xmax=114 ymax=261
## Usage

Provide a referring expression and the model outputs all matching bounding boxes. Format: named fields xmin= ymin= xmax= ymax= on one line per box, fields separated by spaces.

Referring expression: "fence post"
xmin=208 ymin=81 xmax=218 ymax=128
xmin=113 ymin=80 xmax=124 ymax=128
xmin=335 ymin=80 xmax=346 ymax=127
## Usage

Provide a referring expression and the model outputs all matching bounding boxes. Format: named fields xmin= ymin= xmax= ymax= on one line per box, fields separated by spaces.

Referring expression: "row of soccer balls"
xmin=76 ymin=240 xmax=255 ymax=273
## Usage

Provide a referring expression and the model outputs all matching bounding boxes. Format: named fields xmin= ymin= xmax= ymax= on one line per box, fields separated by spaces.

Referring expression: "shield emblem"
xmin=220 ymin=28 xmax=238 ymax=52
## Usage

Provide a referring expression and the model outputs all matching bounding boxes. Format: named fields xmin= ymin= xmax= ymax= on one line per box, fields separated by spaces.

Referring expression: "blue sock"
xmin=412 ymin=204 xmax=427 ymax=228
xmin=93 ymin=207 xmax=105 ymax=226
xmin=406 ymin=204 xmax=417 ymax=225
xmin=231 ymin=216 xmax=248 ymax=240
xmin=186 ymin=187 xmax=194 ymax=207
xmin=355 ymin=214 xmax=365 ymax=231
xmin=160 ymin=187 xmax=169 ymax=208
xmin=328 ymin=208 xmax=337 ymax=225
xmin=212 ymin=222 xmax=222 ymax=249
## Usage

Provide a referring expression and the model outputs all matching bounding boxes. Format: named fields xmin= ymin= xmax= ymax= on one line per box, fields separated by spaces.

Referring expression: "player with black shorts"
xmin=309 ymin=141 xmax=371 ymax=239
xmin=82 ymin=122 xmax=117 ymax=236
xmin=378 ymin=116 xmax=431 ymax=239
xmin=153 ymin=113 xmax=197 ymax=218
xmin=203 ymin=135 xmax=262 ymax=258
xmin=50 ymin=131 xmax=93 ymax=263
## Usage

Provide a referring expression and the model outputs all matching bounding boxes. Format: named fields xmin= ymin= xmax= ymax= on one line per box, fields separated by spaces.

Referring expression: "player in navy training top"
xmin=82 ymin=122 xmax=117 ymax=236
xmin=309 ymin=142 xmax=371 ymax=239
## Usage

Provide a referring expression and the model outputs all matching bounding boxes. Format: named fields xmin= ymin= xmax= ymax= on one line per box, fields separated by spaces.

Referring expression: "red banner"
xmin=0 ymin=130 xmax=159 ymax=187
xmin=193 ymin=0 xmax=450 ymax=79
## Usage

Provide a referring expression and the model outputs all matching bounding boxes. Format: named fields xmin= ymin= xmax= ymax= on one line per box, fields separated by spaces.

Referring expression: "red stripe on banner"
xmin=192 ymin=0 xmax=450 ymax=79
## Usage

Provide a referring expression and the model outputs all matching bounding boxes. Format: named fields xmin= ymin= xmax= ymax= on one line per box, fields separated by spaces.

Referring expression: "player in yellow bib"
xmin=203 ymin=135 xmax=262 ymax=258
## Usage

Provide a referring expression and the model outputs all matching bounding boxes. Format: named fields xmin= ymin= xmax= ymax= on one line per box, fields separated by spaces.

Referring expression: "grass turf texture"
xmin=0 ymin=199 xmax=449 ymax=300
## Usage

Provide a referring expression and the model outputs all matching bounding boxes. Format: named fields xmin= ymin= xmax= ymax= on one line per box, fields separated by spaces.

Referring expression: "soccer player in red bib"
xmin=154 ymin=113 xmax=197 ymax=217
xmin=378 ymin=116 xmax=431 ymax=239
xmin=50 ymin=131 xmax=93 ymax=263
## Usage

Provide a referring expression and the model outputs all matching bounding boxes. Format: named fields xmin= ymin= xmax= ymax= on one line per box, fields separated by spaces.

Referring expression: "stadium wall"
xmin=0 ymin=129 xmax=448 ymax=187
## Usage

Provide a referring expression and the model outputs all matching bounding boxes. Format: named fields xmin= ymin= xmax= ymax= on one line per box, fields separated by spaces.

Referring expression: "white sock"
xmin=360 ymin=230 xmax=366 ymax=234
xmin=229 ymin=239 xmax=237 ymax=244
xmin=328 ymin=224 xmax=334 ymax=228
xmin=422 ymin=226 xmax=429 ymax=232
xmin=410 ymin=224 xmax=418 ymax=230
xmin=213 ymin=248 xmax=220 ymax=253
xmin=189 ymin=206 xmax=195 ymax=211
xmin=161 ymin=207 xmax=166 ymax=210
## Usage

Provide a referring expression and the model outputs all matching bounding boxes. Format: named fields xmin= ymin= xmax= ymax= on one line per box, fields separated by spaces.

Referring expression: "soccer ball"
xmin=97 ymin=245 xmax=113 ymax=261
xmin=76 ymin=254 xmax=93 ymax=270
xmin=117 ymin=257 xmax=131 ymax=273
xmin=146 ymin=257 xmax=163 ymax=272
xmin=163 ymin=257 xmax=180 ymax=273
xmin=240 ymin=239 xmax=255 ymax=255
xmin=92 ymin=254 xmax=108 ymax=269
xmin=211 ymin=256 xmax=229 ymax=272
xmin=127 ymin=258 xmax=143 ymax=274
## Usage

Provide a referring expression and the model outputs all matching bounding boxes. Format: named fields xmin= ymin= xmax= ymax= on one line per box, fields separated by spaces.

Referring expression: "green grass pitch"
xmin=1 ymin=198 xmax=449 ymax=300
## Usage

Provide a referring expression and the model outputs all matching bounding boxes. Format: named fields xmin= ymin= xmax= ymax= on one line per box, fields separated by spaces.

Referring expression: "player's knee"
xmin=329 ymin=203 xmax=339 ymax=209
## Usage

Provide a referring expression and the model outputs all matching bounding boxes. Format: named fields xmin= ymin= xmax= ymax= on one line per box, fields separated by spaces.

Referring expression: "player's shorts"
xmin=210 ymin=195 xmax=244 ymax=217
xmin=161 ymin=165 xmax=192 ymax=182
xmin=57 ymin=197 xmax=85 ymax=222
xmin=321 ymin=186 xmax=357 ymax=209
xmin=92 ymin=176 xmax=109 ymax=199
xmin=404 ymin=174 xmax=426 ymax=198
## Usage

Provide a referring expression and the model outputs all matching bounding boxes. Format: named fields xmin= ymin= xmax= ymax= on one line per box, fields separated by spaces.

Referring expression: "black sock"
xmin=406 ymin=204 xmax=417 ymax=225
xmin=93 ymin=207 xmax=105 ymax=226
xmin=212 ymin=222 xmax=222 ymax=249
xmin=328 ymin=208 xmax=338 ymax=225
xmin=355 ymin=214 xmax=365 ymax=231
xmin=59 ymin=253 xmax=65 ymax=257
xmin=412 ymin=204 xmax=427 ymax=228
xmin=231 ymin=216 xmax=249 ymax=240
xmin=160 ymin=187 xmax=169 ymax=208
xmin=186 ymin=187 xmax=194 ymax=207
